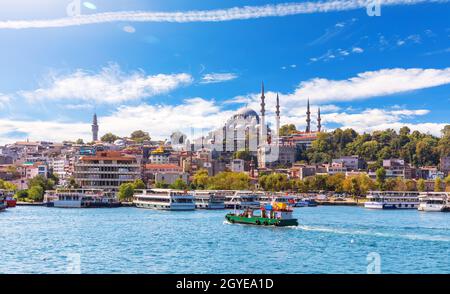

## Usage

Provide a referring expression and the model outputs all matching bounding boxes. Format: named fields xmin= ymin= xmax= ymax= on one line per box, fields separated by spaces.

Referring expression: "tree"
xmin=170 ymin=178 xmax=188 ymax=190
xmin=207 ymin=172 xmax=251 ymax=190
xmin=28 ymin=175 xmax=55 ymax=191
xmin=0 ymin=179 xmax=17 ymax=191
xmin=192 ymin=169 xmax=209 ymax=190
xmin=155 ymin=181 xmax=169 ymax=189
xmin=279 ymin=124 xmax=297 ymax=136
xmin=417 ymin=179 xmax=426 ymax=192
xmin=375 ymin=167 xmax=386 ymax=190
xmin=444 ymin=175 xmax=450 ymax=191
xmin=28 ymin=185 xmax=44 ymax=202
xmin=101 ymin=133 xmax=120 ymax=143
xmin=75 ymin=138 xmax=84 ymax=145
xmin=132 ymin=179 xmax=146 ymax=190
xmin=130 ymin=130 xmax=151 ymax=143
xmin=233 ymin=150 xmax=253 ymax=161
xmin=434 ymin=177 xmax=444 ymax=192
xmin=68 ymin=177 xmax=80 ymax=189
xmin=118 ymin=183 xmax=134 ymax=201
xmin=14 ymin=190 xmax=28 ymax=200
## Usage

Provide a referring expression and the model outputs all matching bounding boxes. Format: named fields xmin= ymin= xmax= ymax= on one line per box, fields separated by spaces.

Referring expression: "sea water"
xmin=0 ymin=206 xmax=449 ymax=273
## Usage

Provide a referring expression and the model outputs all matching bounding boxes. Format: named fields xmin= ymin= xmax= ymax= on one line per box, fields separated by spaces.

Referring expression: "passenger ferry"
xmin=133 ymin=189 xmax=195 ymax=211
xmin=418 ymin=192 xmax=449 ymax=212
xmin=44 ymin=189 xmax=120 ymax=208
xmin=193 ymin=190 xmax=225 ymax=209
xmin=294 ymin=198 xmax=318 ymax=207
xmin=364 ymin=191 xmax=420 ymax=209
xmin=225 ymin=190 xmax=262 ymax=209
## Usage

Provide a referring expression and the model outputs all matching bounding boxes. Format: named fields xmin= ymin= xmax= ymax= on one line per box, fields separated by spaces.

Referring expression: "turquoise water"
xmin=0 ymin=206 xmax=449 ymax=273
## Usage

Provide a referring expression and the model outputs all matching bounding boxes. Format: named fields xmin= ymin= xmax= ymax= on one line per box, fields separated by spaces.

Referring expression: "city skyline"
xmin=0 ymin=0 xmax=449 ymax=145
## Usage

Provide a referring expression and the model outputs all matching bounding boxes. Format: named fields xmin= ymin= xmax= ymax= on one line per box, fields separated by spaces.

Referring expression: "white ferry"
xmin=418 ymin=192 xmax=449 ymax=212
xmin=364 ymin=191 xmax=419 ymax=209
xmin=225 ymin=191 xmax=262 ymax=209
xmin=133 ymin=189 xmax=195 ymax=211
xmin=193 ymin=190 xmax=225 ymax=209
xmin=44 ymin=189 xmax=120 ymax=208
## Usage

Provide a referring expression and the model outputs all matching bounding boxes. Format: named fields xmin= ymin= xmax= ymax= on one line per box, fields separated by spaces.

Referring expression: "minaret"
xmin=91 ymin=113 xmax=99 ymax=141
xmin=260 ymin=81 xmax=266 ymax=145
xmin=305 ymin=98 xmax=311 ymax=133
xmin=275 ymin=93 xmax=280 ymax=144
xmin=317 ymin=107 xmax=322 ymax=132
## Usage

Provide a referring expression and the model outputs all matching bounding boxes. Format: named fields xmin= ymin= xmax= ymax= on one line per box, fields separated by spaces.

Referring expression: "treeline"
xmin=288 ymin=125 xmax=450 ymax=167
xmin=259 ymin=172 xmax=450 ymax=195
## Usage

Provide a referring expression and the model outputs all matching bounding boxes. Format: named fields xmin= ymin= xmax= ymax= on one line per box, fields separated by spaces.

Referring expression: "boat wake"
xmin=293 ymin=225 xmax=450 ymax=242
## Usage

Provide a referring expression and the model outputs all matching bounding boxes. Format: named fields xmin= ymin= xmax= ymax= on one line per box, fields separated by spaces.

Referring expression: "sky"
xmin=0 ymin=0 xmax=449 ymax=144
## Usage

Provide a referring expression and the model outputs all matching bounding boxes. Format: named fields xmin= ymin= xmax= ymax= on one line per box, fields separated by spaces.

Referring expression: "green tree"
xmin=279 ymin=124 xmax=297 ymax=136
xmin=28 ymin=175 xmax=55 ymax=191
xmin=192 ymin=169 xmax=209 ymax=189
xmin=0 ymin=179 xmax=17 ymax=190
xmin=101 ymin=132 xmax=120 ymax=143
xmin=132 ymin=179 xmax=146 ymax=189
xmin=14 ymin=190 xmax=28 ymax=200
xmin=28 ymin=185 xmax=44 ymax=202
xmin=170 ymin=178 xmax=188 ymax=190
xmin=118 ymin=183 xmax=135 ymax=201
xmin=417 ymin=179 xmax=426 ymax=192
xmin=75 ymin=138 xmax=84 ymax=144
xmin=155 ymin=181 xmax=169 ymax=189
xmin=207 ymin=172 xmax=251 ymax=190
xmin=375 ymin=167 xmax=386 ymax=191
xmin=434 ymin=177 xmax=444 ymax=192
xmin=130 ymin=130 xmax=151 ymax=143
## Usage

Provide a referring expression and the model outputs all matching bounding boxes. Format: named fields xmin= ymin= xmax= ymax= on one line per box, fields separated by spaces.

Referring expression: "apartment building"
xmin=74 ymin=151 xmax=141 ymax=194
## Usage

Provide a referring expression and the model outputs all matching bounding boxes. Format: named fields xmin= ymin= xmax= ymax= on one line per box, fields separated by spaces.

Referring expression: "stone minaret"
xmin=92 ymin=113 xmax=99 ymax=141
xmin=260 ymin=81 xmax=266 ymax=145
xmin=305 ymin=98 xmax=311 ymax=133
xmin=275 ymin=93 xmax=280 ymax=144
xmin=317 ymin=107 xmax=322 ymax=132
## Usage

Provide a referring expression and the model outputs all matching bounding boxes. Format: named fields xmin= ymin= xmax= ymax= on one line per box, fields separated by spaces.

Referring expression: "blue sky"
xmin=0 ymin=0 xmax=449 ymax=144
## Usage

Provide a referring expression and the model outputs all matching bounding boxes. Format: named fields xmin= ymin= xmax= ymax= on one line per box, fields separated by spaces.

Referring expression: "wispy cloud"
xmin=19 ymin=63 xmax=193 ymax=104
xmin=200 ymin=73 xmax=238 ymax=84
xmin=0 ymin=0 xmax=446 ymax=29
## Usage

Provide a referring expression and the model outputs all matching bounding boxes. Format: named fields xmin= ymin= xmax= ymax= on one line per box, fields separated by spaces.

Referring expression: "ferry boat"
xmin=193 ymin=190 xmax=225 ymax=209
xmin=133 ymin=189 xmax=195 ymax=211
xmin=418 ymin=192 xmax=449 ymax=212
xmin=44 ymin=189 xmax=120 ymax=208
xmin=225 ymin=201 xmax=298 ymax=227
xmin=364 ymin=191 xmax=420 ymax=209
xmin=294 ymin=198 xmax=318 ymax=207
xmin=224 ymin=190 xmax=262 ymax=209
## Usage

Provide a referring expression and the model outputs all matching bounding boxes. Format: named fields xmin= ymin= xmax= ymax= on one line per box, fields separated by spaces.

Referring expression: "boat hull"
xmin=225 ymin=213 xmax=298 ymax=227
xmin=5 ymin=199 xmax=16 ymax=208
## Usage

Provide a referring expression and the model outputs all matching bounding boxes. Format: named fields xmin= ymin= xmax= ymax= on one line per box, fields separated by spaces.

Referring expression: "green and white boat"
xmin=225 ymin=202 xmax=298 ymax=227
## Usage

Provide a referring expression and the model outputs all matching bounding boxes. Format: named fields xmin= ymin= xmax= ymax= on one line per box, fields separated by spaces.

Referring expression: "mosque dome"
xmin=231 ymin=107 xmax=260 ymax=123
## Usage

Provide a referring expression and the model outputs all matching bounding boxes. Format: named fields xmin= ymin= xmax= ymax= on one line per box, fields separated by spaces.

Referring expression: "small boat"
xmin=0 ymin=190 xmax=16 ymax=208
xmin=5 ymin=196 xmax=17 ymax=208
xmin=225 ymin=201 xmax=298 ymax=227
xmin=294 ymin=198 xmax=318 ymax=207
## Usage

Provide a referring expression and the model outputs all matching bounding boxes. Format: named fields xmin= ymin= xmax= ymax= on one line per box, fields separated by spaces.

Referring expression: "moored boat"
xmin=418 ymin=192 xmax=449 ymax=212
xmin=193 ymin=190 xmax=225 ymax=209
xmin=225 ymin=201 xmax=298 ymax=227
xmin=225 ymin=190 xmax=262 ymax=209
xmin=133 ymin=189 xmax=195 ymax=211
xmin=44 ymin=189 xmax=120 ymax=208
xmin=0 ymin=190 xmax=16 ymax=208
xmin=364 ymin=191 xmax=419 ymax=209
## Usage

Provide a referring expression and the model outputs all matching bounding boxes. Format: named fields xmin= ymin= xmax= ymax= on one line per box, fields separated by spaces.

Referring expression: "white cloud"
xmin=0 ymin=94 xmax=11 ymax=108
xmin=20 ymin=63 xmax=193 ymax=104
xmin=352 ymin=47 xmax=364 ymax=53
xmin=0 ymin=0 xmax=444 ymax=29
xmin=200 ymin=73 xmax=238 ymax=84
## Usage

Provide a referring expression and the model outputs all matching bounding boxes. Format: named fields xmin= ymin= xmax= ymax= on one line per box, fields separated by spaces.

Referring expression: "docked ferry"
xmin=225 ymin=201 xmax=298 ymax=227
xmin=418 ymin=192 xmax=449 ymax=212
xmin=364 ymin=191 xmax=420 ymax=209
xmin=133 ymin=189 xmax=195 ymax=211
xmin=44 ymin=189 xmax=120 ymax=208
xmin=224 ymin=191 xmax=262 ymax=209
xmin=193 ymin=191 xmax=225 ymax=209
